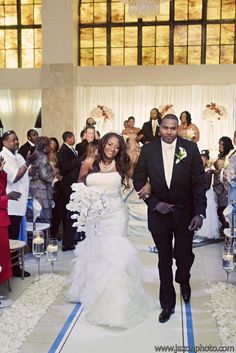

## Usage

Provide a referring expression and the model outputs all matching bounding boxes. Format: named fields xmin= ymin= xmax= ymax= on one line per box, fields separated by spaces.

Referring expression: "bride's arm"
xmin=78 ymin=159 xmax=92 ymax=183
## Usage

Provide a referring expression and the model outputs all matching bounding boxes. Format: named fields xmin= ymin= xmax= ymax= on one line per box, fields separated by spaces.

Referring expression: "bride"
xmin=66 ymin=132 xmax=154 ymax=328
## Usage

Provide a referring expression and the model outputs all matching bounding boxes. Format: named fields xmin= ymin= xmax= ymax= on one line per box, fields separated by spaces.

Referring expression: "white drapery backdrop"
xmin=0 ymin=89 xmax=41 ymax=144
xmin=76 ymin=85 xmax=236 ymax=152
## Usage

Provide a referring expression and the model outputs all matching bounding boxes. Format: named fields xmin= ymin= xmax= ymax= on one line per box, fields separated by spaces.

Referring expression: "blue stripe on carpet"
xmin=185 ymin=302 xmax=196 ymax=353
xmin=47 ymin=303 xmax=81 ymax=353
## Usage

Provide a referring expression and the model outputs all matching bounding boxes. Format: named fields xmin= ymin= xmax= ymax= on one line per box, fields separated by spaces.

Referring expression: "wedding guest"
xmin=0 ymin=156 xmax=22 ymax=287
xmin=194 ymin=150 xmax=220 ymax=241
xmin=67 ymin=132 xmax=154 ymax=328
xmin=122 ymin=116 xmax=141 ymax=166
xmin=58 ymin=131 xmax=81 ymax=251
xmin=29 ymin=136 xmax=54 ymax=224
xmin=138 ymin=108 xmax=161 ymax=144
xmin=49 ymin=138 xmax=63 ymax=239
xmin=123 ymin=120 xmax=128 ymax=129
xmin=213 ymin=136 xmax=234 ymax=236
xmin=80 ymin=117 xmax=100 ymax=141
xmin=75 ymin=126 xmax=96 ymax=158
xmin=18 ymin=129 xmax=39 ymax=160
xmin=225 ymin=130 xmax=236 ymax=203
xmin=0 ymin=130 xmax=36 ymax=277
xmin=178 ymin=111 xmax=199 ymax=143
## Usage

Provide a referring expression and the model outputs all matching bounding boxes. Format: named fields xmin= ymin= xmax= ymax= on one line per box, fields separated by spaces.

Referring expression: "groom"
xmin=133 ymin=114 xmax=206 ymax=323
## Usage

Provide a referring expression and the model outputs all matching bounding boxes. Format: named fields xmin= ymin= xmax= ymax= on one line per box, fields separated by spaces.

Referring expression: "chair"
xmin=8 ymin=239 xmax=26 ymax=292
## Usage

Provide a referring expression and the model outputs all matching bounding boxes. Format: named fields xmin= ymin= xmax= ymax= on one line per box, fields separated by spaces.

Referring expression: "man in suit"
xmin=58 ymin=131 xmax=81 ymax=251
xmin=137 ymin=108 xmax=160 ymax=144
xmin=133 ymin=114 xmax=206 ymax=323
xmin=75 ymin=126 xmax=96 ymax=158
xmin=18 ymin=129 xmax=38 ymax=160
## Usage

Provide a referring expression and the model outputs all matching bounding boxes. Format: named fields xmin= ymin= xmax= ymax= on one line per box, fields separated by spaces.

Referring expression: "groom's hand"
xmin=154 ymin=202 xmax=174 ymax=214
xmin=188 ymin=215 xmax=203 ymax=231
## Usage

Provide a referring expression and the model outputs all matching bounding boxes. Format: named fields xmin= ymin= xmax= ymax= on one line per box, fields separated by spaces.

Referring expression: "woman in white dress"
xmin=67 ymin=132 xmax=153 ymax=328
xmin=194 ymin=150 xmax=220 ymax=240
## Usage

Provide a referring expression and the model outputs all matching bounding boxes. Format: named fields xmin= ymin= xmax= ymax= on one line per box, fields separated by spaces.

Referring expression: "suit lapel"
xmin=153 ymin=138 xmax=167 ymax=186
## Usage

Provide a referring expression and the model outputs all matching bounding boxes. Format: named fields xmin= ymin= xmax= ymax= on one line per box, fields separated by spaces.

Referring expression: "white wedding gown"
xmin=67 ymin=172 xmax=154 ymax=328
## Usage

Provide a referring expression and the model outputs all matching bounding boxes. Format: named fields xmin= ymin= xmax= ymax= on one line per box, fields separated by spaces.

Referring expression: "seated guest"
xmin=18 ymin=129 xmax=39 ymax=160
xmin=178 ymin=111 xmax=199 ymax=143
xmin=75 ymin=126 xmax=96 ymax=157
xmin=0 ymin=130 xmax=36 ymax=277
xmin=0 ymin=156 xmax=22 ymax=287
xmin=58 ymin=131 xmax=81 ymax=251
xmin=29 ymin=136 xmax=54 ymax=224
xmin=137 ymin=108 xmax=161 ymax=144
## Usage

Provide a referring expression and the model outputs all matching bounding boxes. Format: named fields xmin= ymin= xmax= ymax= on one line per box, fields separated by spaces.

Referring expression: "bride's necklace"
xmin=99 ymin=159 xmax=115 ymax=172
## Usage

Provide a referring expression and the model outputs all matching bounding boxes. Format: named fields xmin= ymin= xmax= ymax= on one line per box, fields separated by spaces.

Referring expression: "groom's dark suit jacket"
xmin=133 ymin=136 xmax=207 ymax=234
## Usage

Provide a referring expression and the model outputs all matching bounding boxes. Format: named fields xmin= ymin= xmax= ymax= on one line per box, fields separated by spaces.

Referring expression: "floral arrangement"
xmin=175 ymin=147 xmax=187 ymax=164
xmin=185 ymin=128 xmax=195 ymax=141
xmin=202 ymin=102 xmax=227 ymax=122
xmin=66 ymin=183 xmax=110 ymax=232
xmin=89 ymin=105 xmax=114 ymax=122
xmin=158 ymin=104 xmax=175 ymax=119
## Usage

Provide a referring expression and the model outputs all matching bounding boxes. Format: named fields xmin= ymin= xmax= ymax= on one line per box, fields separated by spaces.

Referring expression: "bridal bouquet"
xmin=66 ymin=183 xmax=110 ymax=232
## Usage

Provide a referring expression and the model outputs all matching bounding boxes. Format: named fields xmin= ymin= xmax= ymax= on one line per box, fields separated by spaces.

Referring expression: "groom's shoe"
xmin=180 ymin=283 xmax=191 ymax=303
xmin=159 ymin=308 xmax=175 ymax=323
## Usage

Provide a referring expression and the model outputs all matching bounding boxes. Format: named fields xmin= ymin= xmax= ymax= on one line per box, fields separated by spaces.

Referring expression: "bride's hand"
xmin=137 ymin=182 xmax=151 ymax=200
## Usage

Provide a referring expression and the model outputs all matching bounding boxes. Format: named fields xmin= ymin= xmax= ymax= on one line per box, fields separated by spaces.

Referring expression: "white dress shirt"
xmin=152 ymin=119 xmax=158 ymax=136
xmin=161 ymin=139 xmax=177 ymax=188
xmin=0 ymin=147 xmax=29 ymax=216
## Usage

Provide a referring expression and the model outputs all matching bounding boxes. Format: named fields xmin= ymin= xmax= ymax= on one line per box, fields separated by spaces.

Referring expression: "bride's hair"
xmin=91 ymin=132 xmax=131 ymax=184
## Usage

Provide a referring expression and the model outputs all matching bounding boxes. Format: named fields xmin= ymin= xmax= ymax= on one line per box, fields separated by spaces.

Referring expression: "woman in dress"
xmin=0 ymin=156 xmax=21 ymax=287
xmin=67 ymin=132 xmax=153 ymax=328
xmin=194 ymin=150 xmax=220 ymax=240
xmin=29 ymin=136 xmax=54 ymax=224
xmin=225 ymin=130 xmax=236 ymax=203
xmin=49 ymin=138 xmax=63 ymax=238
xmin=122 ymin=116 xmax=141 ymax=166
xmin=212 ymin=136 xmax=234 ymax=235
xmin=178 ymin=111 xmax=200 ymax=143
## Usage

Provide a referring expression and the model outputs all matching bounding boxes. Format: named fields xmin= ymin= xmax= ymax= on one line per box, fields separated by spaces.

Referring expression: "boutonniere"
xmin=175 ymin=147 xmax=187 ymax=164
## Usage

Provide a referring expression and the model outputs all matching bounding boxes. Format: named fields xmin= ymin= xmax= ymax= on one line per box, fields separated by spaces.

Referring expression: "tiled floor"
xmin=1 ymin=236 xmax=235 ymax=353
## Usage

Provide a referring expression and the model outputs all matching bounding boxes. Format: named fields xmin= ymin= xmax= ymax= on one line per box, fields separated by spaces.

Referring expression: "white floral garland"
xmin=0 ymin=274 xmax=66 ymax=353
xmin=208 ymin=282 xmax=236 ymax=346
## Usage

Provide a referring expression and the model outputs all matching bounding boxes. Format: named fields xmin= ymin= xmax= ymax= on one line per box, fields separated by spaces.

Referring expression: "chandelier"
xmin=121 ymin=0 xmax=171 ymax=18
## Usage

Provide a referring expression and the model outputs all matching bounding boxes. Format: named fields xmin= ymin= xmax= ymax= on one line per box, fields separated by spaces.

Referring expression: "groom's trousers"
xmin=151 ymin=214 xmax=195 ymax=310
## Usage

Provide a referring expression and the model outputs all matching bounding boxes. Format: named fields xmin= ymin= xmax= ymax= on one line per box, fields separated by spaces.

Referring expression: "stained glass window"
xmin=0 ymin=0 xmax=42 ymax=68
xmin=78 ymin=0 xmax=236 ymax=66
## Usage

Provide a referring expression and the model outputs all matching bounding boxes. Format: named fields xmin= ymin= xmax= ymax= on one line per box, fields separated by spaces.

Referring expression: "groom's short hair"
xmin=160 ymin=114 xmax=178 ymax=125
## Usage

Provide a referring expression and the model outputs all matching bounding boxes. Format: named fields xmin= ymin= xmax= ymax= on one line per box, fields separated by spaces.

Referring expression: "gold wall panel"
xmin=94 ymin=48 xmax=106 ymax=65
xmin=94 ymin=27 xmax=106 ymax=47
xmin=111 ymin=47 xmax=123 ymax=65
xmin=206 ymin=46 xmax=219 ymax=64
xmin=142 ymin=47 xmax=155 ymax=65
xmin=220 ymin=45 xmax=234 ymax=64
xmin=125 ymin=27 xmax=137 ymax=47
xmin=174 ymin=26 xmax=187 ymax=46
xmin=125 ymin=47 xmax=137 ymax=65
xmin=94 ymin=3 xmax=106 ymax=23
xmin=142 ymin=26 xmax=155 ymax=47
xmin=111 ymin=27 xmax=124 ymax=47
xmin=174 ymin=47 xmax=187 ymax=64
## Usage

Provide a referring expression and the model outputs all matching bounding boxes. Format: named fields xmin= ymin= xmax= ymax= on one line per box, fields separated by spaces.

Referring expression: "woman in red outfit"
xmin=0 ymin=156 xmax=21 ymax=285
